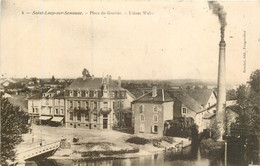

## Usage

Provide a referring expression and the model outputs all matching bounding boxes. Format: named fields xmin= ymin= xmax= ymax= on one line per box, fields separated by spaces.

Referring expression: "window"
xmin=55 ymin=99 xmax=59 ymax=106
xmin=153 ymin=125 xmax=158 ymax=133
xmin=61 ymin=109 xmax=64 ymax=114
xmin=153 ymin=114 xmax=158 ymax=122
xmin=49 ymin=108 xmax=52 ymax=114
xmin=140 ymin=114 xmax=145 ymax=121
xmin=70 ymin=101 xmax=73 ymax=108
xmin=93 ymin=102 xmax=97 ymax=109
xmin=55 ymin=109 xmax=59 ymax=114
xmin=94 ymin=91 xmax=97 ymax=97
xmin=70 ymin=90 xmax=73 ymax=97
xmin=35 ymin=108 xmax=38 ymax=113
xmin=85 ymin=113 xmax=89 ymax=121
xmin=77 ymin=113 xmax=81 ymax=121
xmin=32 ymin=108 xmax=35 ymax=113
xmin=60 ymin=100 xmax=64 ymax=106
xmin=85 ymin=90 xmax=89 ymax=97
xmin=103 ymin=114 xmax=108 ymax=118
xmin=93 ymin=113 xmax=97 ymax=122
xmin=111 ymin=92 xmax=115 ymax=98
xmin=139 ymin=105 xmax=144 ymax=113
xmin=77 ymin=91 xmax=81 ymax=97
xmin=78 ymin=101 xmax=81 ymax=109
xmin=89 ymin=91 xmax=94 ymax=97
xmin=69 ymin=112 xmax=73 ymax=120
xmin=85 ymin=101 xmax=89 ymax=109
xmin=213 ymin=110 xmax=216 ymax=114
xmin=153 ymin=105 xmax=158 ymax=113
xmin=140 ymin=124 xmax=145 ymax=133
xmin=182 ymin=107 xmax=187 ymax=114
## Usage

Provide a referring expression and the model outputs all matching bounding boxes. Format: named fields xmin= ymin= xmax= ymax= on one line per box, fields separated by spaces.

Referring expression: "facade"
xmin=132 ymin=87 xmax=174 ymax=136
xmin=27 ymin=88 xmax=65 ymax=125
xmin=64 ymin=69 xmax=126 ymax=130
xmin=168 ymin=90 xmax=217 ymax=133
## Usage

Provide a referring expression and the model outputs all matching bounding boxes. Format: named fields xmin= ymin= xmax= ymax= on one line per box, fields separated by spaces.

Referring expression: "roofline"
xmin=125 ymin=89 xmax=137 ymax=100
xmin=196 ymin=103 xmax=217 ymax=114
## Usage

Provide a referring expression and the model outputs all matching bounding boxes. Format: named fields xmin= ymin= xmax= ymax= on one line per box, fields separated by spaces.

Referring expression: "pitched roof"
xmin=66 ymin=77 xmax=124 ymax=91
xmin=53 ymin=91 xmax=65 ymax=99
xmin=186 ymin=89 xmax=215 ymax=106
xmin=132 ymin=89 xmax=173 ymax=104
xmin=27 ymin=93 xmax=42 ymax=99
xmin=168 ymin=90 xmax=204 ymax=113
xmin=125 ymin=88 xmax=144 ymax=99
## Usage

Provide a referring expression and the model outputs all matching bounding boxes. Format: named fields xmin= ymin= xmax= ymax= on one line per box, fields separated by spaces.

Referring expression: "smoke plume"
xmin=208 ymin=1 xmax=227 ymax=41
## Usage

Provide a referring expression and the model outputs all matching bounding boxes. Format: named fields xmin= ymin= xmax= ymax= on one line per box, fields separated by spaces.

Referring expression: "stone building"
xmin=64 ymin=69 xmax=126 ymax=129
xmin=132 ymin=87 xmax=174 ymax=136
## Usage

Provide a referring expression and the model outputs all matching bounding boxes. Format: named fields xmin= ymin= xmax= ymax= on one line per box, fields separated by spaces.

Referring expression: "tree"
xmin=1 ymin=95 xmax=29 ymax=165
xmin=249 ymin=69 xmax=260 ymax=93
xmin=229 ymin=69 xmax=260 ymax=164
xmin=50 ymin=75 xmax=56 ymax=83
xmin=226 ymin=89 xmax=237 ymax=100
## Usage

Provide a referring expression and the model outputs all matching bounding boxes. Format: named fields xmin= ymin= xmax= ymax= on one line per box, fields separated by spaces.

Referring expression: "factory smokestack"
xmin=208 ymin=1 xmax=227 ymax=141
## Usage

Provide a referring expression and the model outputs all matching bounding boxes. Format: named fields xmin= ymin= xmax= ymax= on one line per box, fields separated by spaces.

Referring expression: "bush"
xmin=162 ymin=136 xmax=175 ymax=144
xmin=165 ymin=117 xmax=195 ymax=138
xmin=126 ymin=137 xmax=149 ymax=145
xmin=200 ymin=139 xmax=224 ymax=158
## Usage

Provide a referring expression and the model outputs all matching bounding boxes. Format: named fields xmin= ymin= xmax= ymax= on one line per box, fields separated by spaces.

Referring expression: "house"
xmin=64 ymin=69 xmax=126 ymax=130
xmin=27 ymin=88 xmax=65 ymax=125
xmin=2 ymin=93 xmax=12 ymax=98
xmin=168 ymin=90 xmax=206 ymax=132
xmin=187 ymin=89 xmax=217 ymax=109
xmin=49 ymin=88 xmax=65 ymax=126
xmin=123 ymin=88 xmax=144 ymax=127
xmin=0 ymin=78 xmax=16 ymax=87
xmin=132 ymin=87 xmax=174 ymax=136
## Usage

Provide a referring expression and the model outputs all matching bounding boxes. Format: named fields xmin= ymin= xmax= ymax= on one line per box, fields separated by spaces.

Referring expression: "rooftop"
xmin=132 ymin=89 xmax=173 ymax=104
xmin=66 ymin=77 xmax=124 ymax=91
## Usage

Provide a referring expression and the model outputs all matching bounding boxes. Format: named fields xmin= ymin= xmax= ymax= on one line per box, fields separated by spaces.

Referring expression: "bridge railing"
xmin=16 ymin=141 xmax=60 ymax=161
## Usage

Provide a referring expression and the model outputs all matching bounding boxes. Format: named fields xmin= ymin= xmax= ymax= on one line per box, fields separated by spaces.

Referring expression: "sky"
xmin=1 ymin=0 xmax=260 ymax=85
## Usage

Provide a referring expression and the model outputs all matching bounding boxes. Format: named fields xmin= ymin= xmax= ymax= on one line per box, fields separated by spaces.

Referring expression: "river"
xmin=28 ymin=146 xmax=238 ymax=166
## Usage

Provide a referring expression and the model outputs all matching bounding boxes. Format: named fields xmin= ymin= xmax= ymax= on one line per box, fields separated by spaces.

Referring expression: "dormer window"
xmin=70 ymin=90 xmax=73 ymax=97
xmin=94 ymin=90 xmax=98 ymax=98
xmin=77 ymin=91 xmax=81 ymax=97
xmin=85 ymin=90 xmax=89 ymax=97
xmin=111 ymin=92 xmax=115 ymax=98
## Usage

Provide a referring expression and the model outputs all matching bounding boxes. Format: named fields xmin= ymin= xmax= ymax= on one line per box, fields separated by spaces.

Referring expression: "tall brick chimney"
xmin=216 ymin=39 xmax=226 ymax=141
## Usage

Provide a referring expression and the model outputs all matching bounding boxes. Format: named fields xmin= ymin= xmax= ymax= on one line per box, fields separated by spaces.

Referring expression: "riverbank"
xmin=17 ymin=125 xmax=190 ymax=160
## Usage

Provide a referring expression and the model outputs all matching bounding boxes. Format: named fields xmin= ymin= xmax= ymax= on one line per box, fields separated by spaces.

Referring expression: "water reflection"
xmin=31 ymin=146 xmax=237 ymax=166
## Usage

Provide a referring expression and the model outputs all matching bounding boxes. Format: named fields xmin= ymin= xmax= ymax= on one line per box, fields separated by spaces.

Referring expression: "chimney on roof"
xmin=162 ymin=89 xmax=165 ymax=101
xmin=82 ymin=68 xmax=90 ymax=80
xmin=118 ymin=76 xmax=121 ymax=87
xmin=152 ymin=86 xmax=157 ymax=97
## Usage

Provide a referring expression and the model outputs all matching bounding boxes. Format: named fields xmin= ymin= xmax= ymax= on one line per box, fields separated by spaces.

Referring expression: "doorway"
xmin=103 ymin=119 xmax=108 ymax=129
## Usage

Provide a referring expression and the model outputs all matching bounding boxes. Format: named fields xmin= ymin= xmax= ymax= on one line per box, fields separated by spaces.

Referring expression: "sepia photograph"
xmin=0 ymin=0 xmax=260 ymax=165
